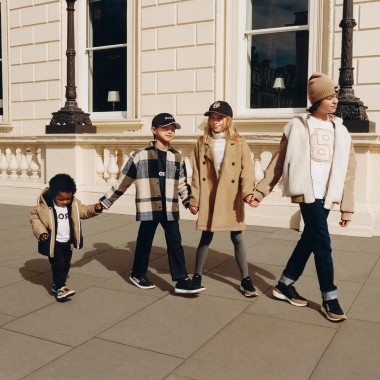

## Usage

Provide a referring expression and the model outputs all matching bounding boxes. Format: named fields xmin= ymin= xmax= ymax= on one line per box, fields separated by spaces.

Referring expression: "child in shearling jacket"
xmin=251 ymin=73 xmax=357 ymax=322
xmin=31 ymin=173 xmax=102 ymax=300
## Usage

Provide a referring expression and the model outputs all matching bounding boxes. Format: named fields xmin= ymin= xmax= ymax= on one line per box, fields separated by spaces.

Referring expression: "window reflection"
xmin=88 ymin=0 xmax=127 ymax=112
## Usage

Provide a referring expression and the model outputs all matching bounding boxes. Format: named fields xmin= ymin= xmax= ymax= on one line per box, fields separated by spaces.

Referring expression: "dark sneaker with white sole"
xmin=175 ymin=277 xmax=205 ymax=294
xmin=240 ymin=276 xmax=258 ymax=297
xmin=56 ymin=286 xmax=75 ymax=300
xmin=321 ymin=299 xmax=347 ymax=322
xmin=129 ymin=275 xmax=155 ymax=289
xmin=52 ymin=284 xmax=58 ymax=294
xmin=192 ymin=273 xmax=203 ymax=288
xmin=272 ymin=282 xmax=308 ymax=306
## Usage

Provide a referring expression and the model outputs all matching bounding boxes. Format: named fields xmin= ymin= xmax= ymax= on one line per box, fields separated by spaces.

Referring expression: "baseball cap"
xmin=152 ymin=113 xmax=181 ymax=129
xmin=204 ymin=101 xmax=233 ymax=118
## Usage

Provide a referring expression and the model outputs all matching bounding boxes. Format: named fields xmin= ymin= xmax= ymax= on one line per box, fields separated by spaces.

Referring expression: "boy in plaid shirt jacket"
xmin=100 ymin=113 xmax=205 ymax=294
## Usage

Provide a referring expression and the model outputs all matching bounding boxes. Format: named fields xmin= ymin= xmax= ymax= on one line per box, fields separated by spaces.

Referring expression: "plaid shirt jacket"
xmin=100 ymin=142 xmax=191 ymax=221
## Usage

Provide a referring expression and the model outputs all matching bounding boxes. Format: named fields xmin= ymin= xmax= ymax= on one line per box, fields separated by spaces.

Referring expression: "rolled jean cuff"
xmin=322 ymin=289 xmax=338 ymax=301
xmin=279 ymin=273 xmax=295 ymax=286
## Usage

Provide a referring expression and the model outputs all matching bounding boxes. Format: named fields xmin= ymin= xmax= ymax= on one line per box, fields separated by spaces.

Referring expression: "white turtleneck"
xmin=212 ymin=131 xmax=226 ymax=174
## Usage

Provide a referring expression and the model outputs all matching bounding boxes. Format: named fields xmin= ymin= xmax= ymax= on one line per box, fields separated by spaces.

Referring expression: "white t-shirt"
xmin=212 ymin=131 xmax=226 ymax=175
xmin=53 ymin=202 xmax=70 ymax=243
xmin=308 ymin=115 xmax=335 ymax=199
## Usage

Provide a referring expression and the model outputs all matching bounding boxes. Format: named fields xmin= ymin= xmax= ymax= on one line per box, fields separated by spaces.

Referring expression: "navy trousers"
xmin=49 ymin=241 xmax=72 ymax=289
xmin=132 ymin=220 xmax=188 ymax=281
xmin=283 ymin=200 xmax=337 ymax=297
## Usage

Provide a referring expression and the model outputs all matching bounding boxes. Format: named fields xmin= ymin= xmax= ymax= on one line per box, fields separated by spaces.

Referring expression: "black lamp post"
xmin=334 ymin=0 xmax=374 ymax=132
xmin=46 ymin=0 xmax=96 ymax=133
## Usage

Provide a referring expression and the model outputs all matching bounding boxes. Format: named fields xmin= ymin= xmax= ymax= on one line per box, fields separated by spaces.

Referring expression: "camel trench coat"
xmin=190 ymin=135 xmax=255 ymax=231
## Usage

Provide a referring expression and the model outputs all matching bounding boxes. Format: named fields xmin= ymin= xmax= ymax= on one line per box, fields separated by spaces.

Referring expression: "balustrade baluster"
xmin=29 ymin=147 xmax=40 ymax=181
xmin=95 ymin=146 xmax=105 ymax=183
xmin=19 ymin=147 xmax=29 ymax=180
xmin=9 ymin=147 xmax=19 ymax=180
xmin=107 ymin=147 xmax=119 ymax=184
xmin=0 ymin=147 xmax=9 ymax=180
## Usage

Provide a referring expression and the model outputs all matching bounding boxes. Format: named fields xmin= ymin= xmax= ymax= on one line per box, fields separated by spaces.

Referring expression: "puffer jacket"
xmin=30 ymin=188 xmax=99 ymax=257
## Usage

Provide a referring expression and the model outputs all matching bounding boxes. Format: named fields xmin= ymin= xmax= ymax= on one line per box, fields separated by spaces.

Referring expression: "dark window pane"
xmin=89 ymin=0 xmax=126 ymax=47
xmin=247 ymin=31 xmax=309 ymax=108
xmin=248 ymin=0 xmax=308 ymax=30
xmin=90 ymin=48 xmax=127 ymax=112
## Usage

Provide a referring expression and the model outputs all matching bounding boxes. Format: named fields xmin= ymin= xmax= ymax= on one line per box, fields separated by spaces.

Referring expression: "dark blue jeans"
xmin=282 ymin=200 xmax=337 ymax=298
xmin=49 ymin=241 xmax=72 ymax=289
xmin=132 ymin=220 xmax=188 ymax=281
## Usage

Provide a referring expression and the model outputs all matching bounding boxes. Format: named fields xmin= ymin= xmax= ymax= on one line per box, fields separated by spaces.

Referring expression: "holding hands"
xmin=244 ymin=194 xmax=260 ymax=208
xmin=189 ymin=205 xmax=199 ymax=215
xmin=94 ymin=201 xmax=104 ymax=212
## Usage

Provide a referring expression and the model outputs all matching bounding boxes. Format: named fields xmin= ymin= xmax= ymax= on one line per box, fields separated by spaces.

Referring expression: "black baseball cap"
xmin=204 ymin=101 xmax=233 ymax=118
xmin=152 ymin=113 xmax=181 ymax=129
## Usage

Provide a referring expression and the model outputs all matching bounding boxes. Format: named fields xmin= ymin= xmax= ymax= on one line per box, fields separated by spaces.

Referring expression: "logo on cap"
xmin=212 ymin=102 xmax=221 ymax=109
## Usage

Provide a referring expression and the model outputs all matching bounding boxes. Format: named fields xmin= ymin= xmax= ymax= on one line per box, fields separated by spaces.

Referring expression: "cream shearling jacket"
xmin=253 ymin=114 xmax=357 ymax=221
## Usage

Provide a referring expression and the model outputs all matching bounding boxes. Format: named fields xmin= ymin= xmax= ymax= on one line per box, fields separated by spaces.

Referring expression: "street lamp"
xmin=46 ymin=0 xmax=96 ymax=133
xmin=334 ymin=0 xmax=374 ymax=132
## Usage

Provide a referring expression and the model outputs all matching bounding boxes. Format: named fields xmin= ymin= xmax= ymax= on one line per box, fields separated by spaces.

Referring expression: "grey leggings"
xmin=194 ymin=231 xmax=249 ymax=279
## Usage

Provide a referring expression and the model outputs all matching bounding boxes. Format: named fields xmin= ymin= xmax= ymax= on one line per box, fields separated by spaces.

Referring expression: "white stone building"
xmin=0 ymin=0 xmax=379 ymax=236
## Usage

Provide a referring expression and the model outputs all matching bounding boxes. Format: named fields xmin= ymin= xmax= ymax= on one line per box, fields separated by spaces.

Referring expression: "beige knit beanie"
xmin=307 ymin=72 xmax=338 ymax=104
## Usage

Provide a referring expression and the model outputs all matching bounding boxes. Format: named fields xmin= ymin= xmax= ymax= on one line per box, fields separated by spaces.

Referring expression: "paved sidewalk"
xmin=0 ymin=204 xmax=379 ymax=380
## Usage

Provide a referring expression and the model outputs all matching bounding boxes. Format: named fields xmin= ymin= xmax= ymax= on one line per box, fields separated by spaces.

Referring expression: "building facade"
xmin=0 ymin=0 xmax=379 ymax=236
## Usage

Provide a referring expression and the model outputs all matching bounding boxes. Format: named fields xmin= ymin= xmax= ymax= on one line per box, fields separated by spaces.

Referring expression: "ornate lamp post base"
xmin=46 ymin=102 xmax=96 ymax=134
xmin=335 ymin=98 xmax=373 ymax=133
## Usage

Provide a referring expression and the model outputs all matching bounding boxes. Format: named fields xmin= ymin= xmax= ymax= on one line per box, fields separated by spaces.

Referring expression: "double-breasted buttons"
xmin=232 ymin=162 xmax=235 ymax=166
xmin=231 ymin=179 xmax=235 ymax=183
xmin=203 ymin=161 xmax=206 ymax=165
xmin=202 ymin=178 xmax=206 ymax=181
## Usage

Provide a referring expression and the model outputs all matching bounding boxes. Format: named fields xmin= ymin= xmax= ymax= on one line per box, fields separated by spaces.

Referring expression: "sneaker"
xmin=56 ymin=286 xmax=75 ymax=300
xmin=192 ymin=273 xmax=202 ymax=287
xmin=175 ymin=277 xmax=205 ymax=294
xmin=272 ymin=282 xmax=308 ymax=307
xmin=129 ymin=275 xmax=155 ymax=289
xmin=52 ymin=284 xmax=58 ymax=294
xmin=321 ymin=299 xmax=347 ymax=322
xmin=240 ymin=276 xmax=258 ymax=297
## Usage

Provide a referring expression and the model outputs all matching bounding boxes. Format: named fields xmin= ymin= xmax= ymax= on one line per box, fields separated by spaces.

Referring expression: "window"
xmin=87 ymin=0 xmax=127 ymax=113
xmin=246 ymin=0 xmax=309 ymax=110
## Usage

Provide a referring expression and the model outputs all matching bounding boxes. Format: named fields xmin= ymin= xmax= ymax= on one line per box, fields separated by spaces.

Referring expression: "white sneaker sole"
xmin=240 ymin=286 xmax=258 ymax=297
xmin=175 ymin=287 xmax=206 ymax=294
xmin=57 ymin=290 xmax=75 ymax=300
xmin=129 ymin=276 xmax=155 ymax=289
xmin=321 ymin=306 xmax=347 ymax=322
xmin=272 ymin=288 xmax=308 ymax=307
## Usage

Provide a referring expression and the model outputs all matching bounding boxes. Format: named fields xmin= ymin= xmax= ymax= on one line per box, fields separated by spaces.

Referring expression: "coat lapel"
xmin=203 ymin=135 xmax=219 ymax=178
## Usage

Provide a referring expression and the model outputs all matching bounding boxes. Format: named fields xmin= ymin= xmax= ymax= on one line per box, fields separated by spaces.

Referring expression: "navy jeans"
xmin=132 ymin=220 xmax=188 ymax=281
xmin=282 ymin=200 xmax=337 ymax=298
xmin=49 ymin=241 xmax=72 ymax=289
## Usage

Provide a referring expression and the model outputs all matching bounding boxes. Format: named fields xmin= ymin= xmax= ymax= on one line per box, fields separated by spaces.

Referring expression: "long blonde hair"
xmin=203 ymin=115 xmax=241 ymax=141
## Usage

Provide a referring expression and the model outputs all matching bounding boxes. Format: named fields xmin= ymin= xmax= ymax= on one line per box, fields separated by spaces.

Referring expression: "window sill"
xmin=92 ymin=118 xmax=144 ymax=134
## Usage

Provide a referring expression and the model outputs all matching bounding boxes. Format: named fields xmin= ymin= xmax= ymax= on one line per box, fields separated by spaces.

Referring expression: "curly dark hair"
xmin=49 ymin=173 xmax=77 ymax=197
xmin=307 ymin=100 xmax=321 ymax=113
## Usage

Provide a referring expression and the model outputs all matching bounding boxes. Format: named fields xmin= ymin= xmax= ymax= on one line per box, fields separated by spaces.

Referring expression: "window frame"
xmin=0 ymin=0 xmax=8 ymax=122
xmin=77 ymin=0 xmax=137 ymax=120
xmin=225 ymin=0 xmax=324 ymax=119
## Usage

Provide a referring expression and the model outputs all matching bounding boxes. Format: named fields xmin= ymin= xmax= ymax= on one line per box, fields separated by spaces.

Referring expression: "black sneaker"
xmin=175 ymin=277 xmax=205 ymax=294
xmin=52 ymin=284 xmax=58 ymax=294
xmin=321 ymin=299 xmax=347 ymax=322
xmin=272 ymin=282 xmax=308 ymax=307
xmin=192 ymin=273 xmax=202 ymax=287
xmin=240 ymin=276 xmax=258 ymax=297
xmin=129 ymin=275 xmax=155 ymax=289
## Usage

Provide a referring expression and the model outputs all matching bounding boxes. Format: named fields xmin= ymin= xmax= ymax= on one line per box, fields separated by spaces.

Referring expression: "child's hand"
xmin=249 ymin=197 xmax=260 ymax=208
xmin=94 ymin=202 xmax=104 ymax=212
xmin=39 ymin=233 xmax=48 ymax=242
xmin=339 ymin=220 xmax=350 ymax=227
xmin=189 ymin=205 xmax=199 ymax=215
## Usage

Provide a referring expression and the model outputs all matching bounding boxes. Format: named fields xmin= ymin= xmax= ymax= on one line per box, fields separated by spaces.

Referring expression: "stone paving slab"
xmin=4 ymin=287 xmax=157 ymax=347
xmin=0 ymin=329 xmax=70 ymax=380
xmin=310 ymin=319 xmax=380 ymax=380
xmin=22 ymin=338 xmax=183 ymax=380
xmin=173 ymin=313 xmax=336 ymax=380
xmin=98 ymin=293 xmax=249 ymax=359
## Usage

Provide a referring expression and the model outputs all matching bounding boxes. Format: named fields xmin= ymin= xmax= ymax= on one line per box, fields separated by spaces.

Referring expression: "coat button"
xmin=203 ymin=161 xmax=206 ymax=165
xmin=231 ymin=179 xmax=235 ymax=183
xmin=232 ymin=162 xmax=235 ymax=166
xmin=202 ymin=178 xmax=206 ymax=181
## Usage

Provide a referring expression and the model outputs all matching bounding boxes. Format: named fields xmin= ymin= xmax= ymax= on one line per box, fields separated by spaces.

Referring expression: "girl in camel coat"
xmin=189 ymin=101 xmax=258 ymax=297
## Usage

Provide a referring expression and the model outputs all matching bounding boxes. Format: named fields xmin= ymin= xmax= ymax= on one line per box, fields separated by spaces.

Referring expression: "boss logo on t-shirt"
xmin=159 ymin=171 xmax=165 ymax=177
xmin=58 ymin=212 xmax=69 ymax=220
